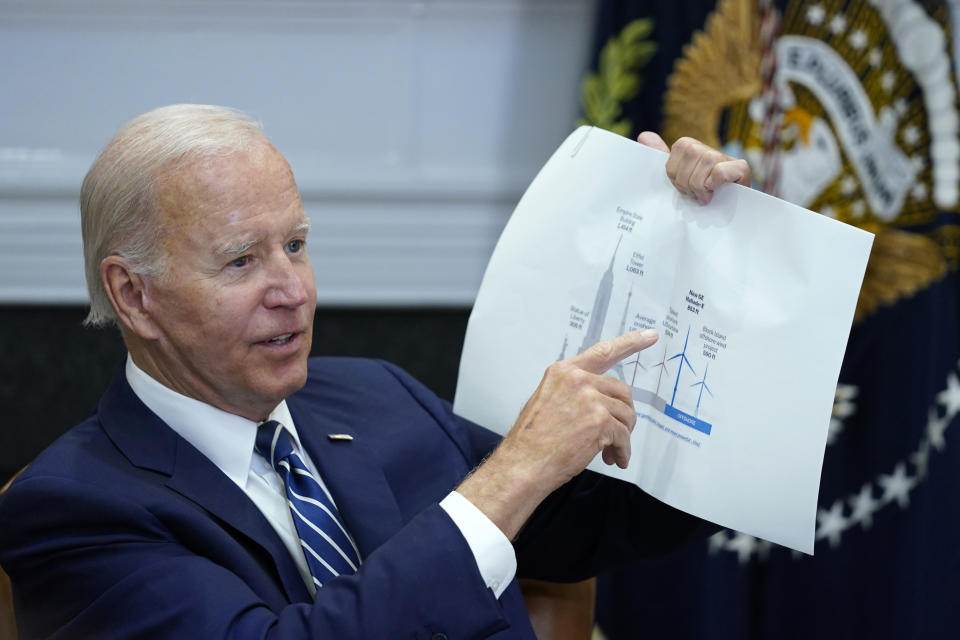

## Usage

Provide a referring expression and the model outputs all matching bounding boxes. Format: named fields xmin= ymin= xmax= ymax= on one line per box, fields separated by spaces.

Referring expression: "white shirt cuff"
xmin=439 ymin=490 xmax=517 ymax=599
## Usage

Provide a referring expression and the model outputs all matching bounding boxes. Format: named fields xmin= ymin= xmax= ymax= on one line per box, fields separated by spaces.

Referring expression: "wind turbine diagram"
xmin=667 ymin=327 xmax=697 ymax=407
xmin=622 ymin=353 xmax=647 ymax=388
xmin=651 ymin=342 xmax=670 ymax=396
xmin=555 ymin=225 xmax=721 ymax=437
xmin=661 ymin=324 xmax=714 ymax=435
xmin=690 ymin=363 xmax=713 ymax=417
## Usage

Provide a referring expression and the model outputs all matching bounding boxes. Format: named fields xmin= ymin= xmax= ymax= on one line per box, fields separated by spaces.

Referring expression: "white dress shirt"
xmin=125 ymin=355 xmax=515 ymax=598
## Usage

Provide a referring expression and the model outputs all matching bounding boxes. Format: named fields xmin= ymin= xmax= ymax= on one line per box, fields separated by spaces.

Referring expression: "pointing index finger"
xmin=572 ymin=329 xmax=659 ymax=374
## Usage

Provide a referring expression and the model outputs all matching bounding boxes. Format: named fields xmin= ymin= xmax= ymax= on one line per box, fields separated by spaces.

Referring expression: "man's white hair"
xmin=80 ymin=104 xmax=266 ymax=327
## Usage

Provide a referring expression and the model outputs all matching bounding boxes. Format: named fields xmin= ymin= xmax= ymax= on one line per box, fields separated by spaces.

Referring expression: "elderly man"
xmin=0 ymin=105 xmax=748 ymax=639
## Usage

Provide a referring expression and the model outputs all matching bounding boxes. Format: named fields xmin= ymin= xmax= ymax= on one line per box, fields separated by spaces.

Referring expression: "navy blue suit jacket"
xmin=0 ymin=357 xmax=706 ymax=639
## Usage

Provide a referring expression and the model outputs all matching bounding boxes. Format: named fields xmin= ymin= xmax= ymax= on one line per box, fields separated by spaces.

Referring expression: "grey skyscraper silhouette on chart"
xmin=579 ymin=236 xmax=622 ymax=355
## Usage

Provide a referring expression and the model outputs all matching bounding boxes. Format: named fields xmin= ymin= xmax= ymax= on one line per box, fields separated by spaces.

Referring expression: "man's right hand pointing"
xmin=457 ymin=329 xmax=659 ymax=540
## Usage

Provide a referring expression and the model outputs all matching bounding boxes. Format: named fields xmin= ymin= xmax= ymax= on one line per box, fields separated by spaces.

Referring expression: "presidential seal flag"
xmin=584 ymin=1 xmax=960 ymax=638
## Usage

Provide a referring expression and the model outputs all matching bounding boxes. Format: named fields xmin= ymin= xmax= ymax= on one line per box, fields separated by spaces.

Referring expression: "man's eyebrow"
xmin=218 ymin=238 xmax=259 ymax=256
xmin=216 ymin=220 xmax=310 ymax=257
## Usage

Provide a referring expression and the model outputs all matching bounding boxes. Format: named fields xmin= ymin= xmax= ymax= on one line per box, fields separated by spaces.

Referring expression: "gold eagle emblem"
xmin=662 ymin=0 xmax=956 ymax=324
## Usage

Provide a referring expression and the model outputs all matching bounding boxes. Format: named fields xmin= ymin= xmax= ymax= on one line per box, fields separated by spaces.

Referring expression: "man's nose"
xmin=263 ymin=254 xmax=309 ymax=308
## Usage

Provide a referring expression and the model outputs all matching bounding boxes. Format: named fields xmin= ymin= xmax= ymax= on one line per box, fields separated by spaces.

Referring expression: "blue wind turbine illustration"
xmin=689 ymin=363 xmax=713 ymax=416
xmin=668 ymin=327 xmax=697 ymax=407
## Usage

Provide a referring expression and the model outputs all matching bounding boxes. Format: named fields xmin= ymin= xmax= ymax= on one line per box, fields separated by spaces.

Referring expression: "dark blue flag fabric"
xmin=583 ymin=1 xmax=960 ymax=638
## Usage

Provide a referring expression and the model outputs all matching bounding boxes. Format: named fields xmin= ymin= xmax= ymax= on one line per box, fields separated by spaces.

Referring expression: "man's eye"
xmin=287 ymin=239 xmax=304 ymax=253
xmin=230 ymin=256 xmax=250 ymax=268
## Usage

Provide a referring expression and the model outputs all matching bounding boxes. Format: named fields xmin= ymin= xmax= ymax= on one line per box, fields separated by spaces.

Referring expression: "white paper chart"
xmin=454 ymin=127 xmax=874 ymax=553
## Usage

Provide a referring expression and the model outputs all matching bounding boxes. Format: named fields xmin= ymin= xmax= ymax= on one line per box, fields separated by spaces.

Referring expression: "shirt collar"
xmin=124 ymin=354 xmax=304 ymax=489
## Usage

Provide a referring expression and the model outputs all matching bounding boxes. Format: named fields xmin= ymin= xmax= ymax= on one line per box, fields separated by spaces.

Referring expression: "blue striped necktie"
xmin=255 ymin=420 xmax=361 ymax=589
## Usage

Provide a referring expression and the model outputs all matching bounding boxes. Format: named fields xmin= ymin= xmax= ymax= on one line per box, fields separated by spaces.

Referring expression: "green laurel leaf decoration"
xmin=578 ymin=18 xmax=657 ymax=137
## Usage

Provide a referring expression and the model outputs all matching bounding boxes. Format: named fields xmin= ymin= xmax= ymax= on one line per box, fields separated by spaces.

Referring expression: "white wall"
xmin=0 ymin=0 xmax=596 ymax=305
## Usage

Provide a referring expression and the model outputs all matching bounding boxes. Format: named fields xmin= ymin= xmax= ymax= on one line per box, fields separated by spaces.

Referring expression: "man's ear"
xmin=100 ymin=256 xmax=162 ymax=340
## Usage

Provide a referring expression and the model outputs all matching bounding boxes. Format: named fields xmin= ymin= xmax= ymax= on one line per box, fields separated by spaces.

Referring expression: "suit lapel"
xmin=163 ymin=440 xmax=311 ymax=603
xmin=98 ymin=369 xmax=311 ymax=604
xmin=289 ymin=395 xmax=404 ymax=558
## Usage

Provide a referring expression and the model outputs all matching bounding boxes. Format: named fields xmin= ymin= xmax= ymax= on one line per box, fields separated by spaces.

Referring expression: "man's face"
xmin=138 ymin=141 xmax=317 ymax=421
